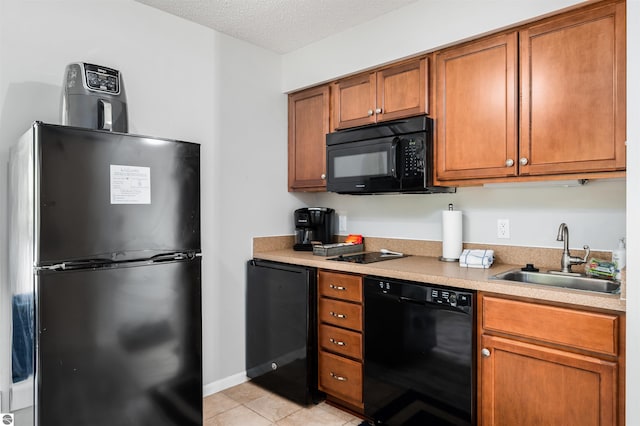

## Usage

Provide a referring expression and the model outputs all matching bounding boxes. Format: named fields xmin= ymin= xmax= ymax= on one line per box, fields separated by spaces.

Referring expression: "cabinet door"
xmin=332 ymin=73 xmax=377 ymax=129
xmin=519 ymin=1 xmax=626 ymax=175
xmin=480 ymin=334 xmax=617 ymax=426
xmin=288 ymin=85 xmax=330 ymax=191
xmin=376 ymin=58 xmax=427 ymax=122
xmin=435 ymin=33 xmax=518 ymax=182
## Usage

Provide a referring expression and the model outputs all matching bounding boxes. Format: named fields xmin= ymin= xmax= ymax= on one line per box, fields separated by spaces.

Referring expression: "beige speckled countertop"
xmin=253 ymin=236 xmax=626 ymax=313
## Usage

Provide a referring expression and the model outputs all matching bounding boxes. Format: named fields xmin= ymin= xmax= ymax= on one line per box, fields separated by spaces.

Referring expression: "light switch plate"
xmin=338 ymin=214 xmax=347 ymax=233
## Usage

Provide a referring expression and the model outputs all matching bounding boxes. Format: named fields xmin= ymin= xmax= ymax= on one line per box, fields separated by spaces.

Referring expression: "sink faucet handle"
xmin=581 ymin=245 xmax=591 ymax=263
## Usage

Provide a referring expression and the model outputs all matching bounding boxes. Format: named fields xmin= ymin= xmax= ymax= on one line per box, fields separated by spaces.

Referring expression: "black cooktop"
xmin=329 ymin=252 xmax=408 ymax=264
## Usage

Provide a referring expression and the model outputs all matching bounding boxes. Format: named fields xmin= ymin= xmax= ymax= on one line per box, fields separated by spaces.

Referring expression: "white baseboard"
xmin=203 ymin=371 xmax=248 ymax=397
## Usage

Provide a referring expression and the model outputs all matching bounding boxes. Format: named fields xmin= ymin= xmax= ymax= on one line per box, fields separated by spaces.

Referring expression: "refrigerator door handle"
xmin=151 ymin=251 xmax=198 ymax=263
xmin=36 ymin=258 xmax=116 ymax=271
xmin=35 ymin=263 xmax=67 ymax=272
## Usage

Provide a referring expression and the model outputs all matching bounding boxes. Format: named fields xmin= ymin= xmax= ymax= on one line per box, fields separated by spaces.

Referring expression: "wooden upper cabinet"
xmin=288 ymin=85 xmax=330 ymax=192
xmin=376 ymin=59 xmax=428 ymax=121
xmin=435 ymin=33 xmax=518 ymax=181
xmin=331 ymin=73 xmax=377 ymax=129
xmin=434 ymin=0 xmax=626 ymax=185
xmin=333 ymin=58 xmax=428 ymax=130
xmin=520 ymin=0 xmax=626 ymax=176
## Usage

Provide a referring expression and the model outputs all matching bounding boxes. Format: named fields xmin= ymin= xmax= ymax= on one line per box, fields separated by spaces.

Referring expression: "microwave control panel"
xmin=401 ymin=137 xmax=425 ymax=178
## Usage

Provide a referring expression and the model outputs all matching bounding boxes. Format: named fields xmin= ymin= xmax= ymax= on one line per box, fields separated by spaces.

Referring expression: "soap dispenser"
xmin=612 ymin=238 xmax=626 ymax=280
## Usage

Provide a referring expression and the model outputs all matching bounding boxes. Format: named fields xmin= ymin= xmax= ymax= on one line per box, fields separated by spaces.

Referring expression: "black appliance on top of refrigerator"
xmin=8 ymin=122 xmax=202 ymax=426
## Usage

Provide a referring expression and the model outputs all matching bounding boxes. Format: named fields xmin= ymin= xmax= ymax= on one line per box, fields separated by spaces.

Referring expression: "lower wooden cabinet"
xmin=318 ymin=351 xmax=363 ymax=405
xmin=478 ymin=293 xmax=624 ymax=426
xmin=319 ymin=324 xmax=363 ymax=360
xmin=317 ymin=270 xmax=364 ymax=410
xmin=481 ymin=334 xmax=617 ymax=426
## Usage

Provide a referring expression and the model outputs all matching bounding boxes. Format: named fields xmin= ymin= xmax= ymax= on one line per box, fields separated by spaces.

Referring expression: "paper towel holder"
xmin=440 ymin=203 xmax=462 ymax=262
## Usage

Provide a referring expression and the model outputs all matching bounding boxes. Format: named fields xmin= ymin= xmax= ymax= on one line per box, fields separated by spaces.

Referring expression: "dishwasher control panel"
xmin=430 ymin=288 xmax=472 ymax=307
xmin=369 ymin=276 xmax=473 ymax=313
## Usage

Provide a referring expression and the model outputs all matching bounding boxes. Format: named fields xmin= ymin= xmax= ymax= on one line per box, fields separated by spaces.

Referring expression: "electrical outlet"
xmin=338 ymin=214 xmax=348 ymax=233
xmin=497 ymin=219 xmax=510 ymax=239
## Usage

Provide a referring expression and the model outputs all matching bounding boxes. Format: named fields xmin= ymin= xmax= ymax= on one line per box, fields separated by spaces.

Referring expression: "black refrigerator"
xmin=8 ymin=122 xmax=202 ymax=426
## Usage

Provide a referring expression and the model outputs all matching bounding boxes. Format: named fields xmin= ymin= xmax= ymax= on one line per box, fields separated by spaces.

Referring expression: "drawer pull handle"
xmin=330 ymin=372 xmax=348 ymax=381
xmin=329 ymin=338 xmax=346 ymax=346
xmin=329 ymin=284 xmax=346 ymax=291
xmin=329 ymin=311 xmax=346 ymax=319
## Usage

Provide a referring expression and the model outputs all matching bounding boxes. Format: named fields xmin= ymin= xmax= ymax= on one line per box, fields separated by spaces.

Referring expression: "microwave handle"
xmin=391 ymin=137 xmax=400 ymax=179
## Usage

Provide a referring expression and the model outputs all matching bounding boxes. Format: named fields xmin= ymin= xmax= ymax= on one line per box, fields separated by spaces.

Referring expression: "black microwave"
xmin=326 ymin=115 xmax=455 ymax=194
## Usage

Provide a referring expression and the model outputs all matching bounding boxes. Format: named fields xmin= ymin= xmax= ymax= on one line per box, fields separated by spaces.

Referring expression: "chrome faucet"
xmin=556 ymin=223 xmax=590 ymax=273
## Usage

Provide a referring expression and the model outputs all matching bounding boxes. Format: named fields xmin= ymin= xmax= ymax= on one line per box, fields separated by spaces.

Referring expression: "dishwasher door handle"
xmin=398 ymin=296 xmax=425 ymax=305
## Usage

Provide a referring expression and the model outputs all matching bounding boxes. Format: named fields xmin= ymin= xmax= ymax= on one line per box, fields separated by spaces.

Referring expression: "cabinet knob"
xmin=505 ymin=159 xmax=514 ymax=167
xmin=321 ymin=173 xmax=326 ymax=180
xmin=367 ymin=109 xmax=374 ymax=116
xmin=520 ymin=157 xmax=529 ymax=166
xmin=481 ymin=348 xmax=491 ymax=358
xmin=375 ymin=108 xmax=383 ymax=114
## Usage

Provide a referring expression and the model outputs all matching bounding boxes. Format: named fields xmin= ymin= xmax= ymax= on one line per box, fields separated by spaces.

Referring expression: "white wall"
xmin=282 ymin=0 xmax=587 ymax=92
xmin=202 ymin=32 xmax=316 ymax=391
xmin=317 ymin=180 xmax=625 ymax=251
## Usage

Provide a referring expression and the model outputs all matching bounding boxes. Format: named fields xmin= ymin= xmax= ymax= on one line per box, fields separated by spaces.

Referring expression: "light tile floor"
xmin=204 ymin=381 xmax=364 ymax=426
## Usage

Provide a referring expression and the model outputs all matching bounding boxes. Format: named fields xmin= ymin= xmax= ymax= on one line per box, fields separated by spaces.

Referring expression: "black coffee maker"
xmin=294 ymin=207 xmax=334 ymax=251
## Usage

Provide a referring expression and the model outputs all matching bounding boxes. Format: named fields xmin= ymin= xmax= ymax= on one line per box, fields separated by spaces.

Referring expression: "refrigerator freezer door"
xmin=32 ymin=123 xmax=200 ymax=265
xmin=36 ymin=259 xmax=202 ymax=426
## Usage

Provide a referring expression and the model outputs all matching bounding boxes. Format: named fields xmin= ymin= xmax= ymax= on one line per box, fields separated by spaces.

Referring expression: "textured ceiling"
xmin=134 ymin=0 xmax=418 ymax=54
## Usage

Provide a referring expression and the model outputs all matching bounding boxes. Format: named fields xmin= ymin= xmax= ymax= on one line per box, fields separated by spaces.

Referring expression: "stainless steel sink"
xmin=490 ymin=269 xmax=621 ymax=294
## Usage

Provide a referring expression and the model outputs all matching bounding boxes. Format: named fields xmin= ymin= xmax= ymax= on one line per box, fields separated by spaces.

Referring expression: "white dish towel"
xmin=459 ymin=249 xmax=494 ymax=268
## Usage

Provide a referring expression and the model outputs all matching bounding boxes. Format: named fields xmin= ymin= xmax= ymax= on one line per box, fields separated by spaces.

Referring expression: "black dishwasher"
xmin=364 ymin=276 xmax=475 ymax=425
xmin=246 ymin=260 xmax=319 ymax=405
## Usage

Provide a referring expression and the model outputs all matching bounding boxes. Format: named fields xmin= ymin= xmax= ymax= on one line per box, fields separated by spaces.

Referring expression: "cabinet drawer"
xmin=319 ymin=324 xmax=362 ymax=360
xmin=318 ymin=351 xmax=362 ymax=405
xmin=319 ymin=298 xmax=362 ymax=331
xmin=319 ymin=271 xmax=363 ymax=302
xmin=482 ymin=296 xmax=619 ymax=356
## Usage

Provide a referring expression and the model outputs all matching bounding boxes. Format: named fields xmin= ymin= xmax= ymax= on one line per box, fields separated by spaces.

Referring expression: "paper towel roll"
xmin=442 ymin=209 xmax=463 ymax=260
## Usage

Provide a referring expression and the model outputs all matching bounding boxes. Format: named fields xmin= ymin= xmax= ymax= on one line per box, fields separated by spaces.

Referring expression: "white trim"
xmin=202 ymin=372 xmax=248 ymax=397
xmin=10 ymin=376 xmax=33 ymax=411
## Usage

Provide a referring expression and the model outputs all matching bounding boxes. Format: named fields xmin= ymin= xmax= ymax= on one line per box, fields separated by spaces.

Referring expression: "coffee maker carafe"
xmin=294 ymin=207 xmax=334 ymax=251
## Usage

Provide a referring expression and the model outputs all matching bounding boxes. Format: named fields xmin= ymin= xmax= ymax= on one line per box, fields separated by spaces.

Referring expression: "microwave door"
xmin=327 ymin=138 xmax=398 ymax=193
